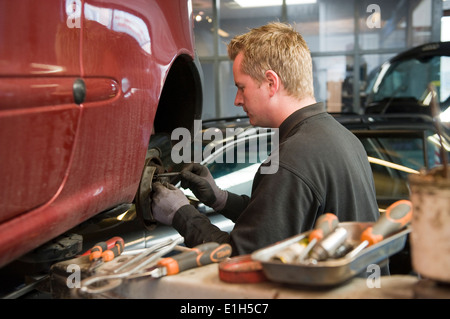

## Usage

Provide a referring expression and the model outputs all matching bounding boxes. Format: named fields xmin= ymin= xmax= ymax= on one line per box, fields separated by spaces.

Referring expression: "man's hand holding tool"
xmin=180 ymin=163 xmax=228 ymax=211
xmin=151 ymin=182 xmax=190 ymax=225
xmin=151 ymin=163 xmax=229 ymax=225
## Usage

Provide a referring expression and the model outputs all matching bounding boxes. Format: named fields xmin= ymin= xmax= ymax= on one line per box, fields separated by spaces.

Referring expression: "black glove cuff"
xmin=172 ymin=204 xmax=202 ymax=230
xmin=219 ymin=192 xmax=250 ymax=222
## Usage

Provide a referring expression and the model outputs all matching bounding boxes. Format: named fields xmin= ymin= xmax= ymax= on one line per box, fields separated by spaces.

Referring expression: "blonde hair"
xmin=228 ymin=22 xmax=314 ymax=100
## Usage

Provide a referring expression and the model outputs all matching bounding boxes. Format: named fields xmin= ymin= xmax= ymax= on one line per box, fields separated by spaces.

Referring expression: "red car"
xmin=0 ymin=0 xmax=202 ymax=268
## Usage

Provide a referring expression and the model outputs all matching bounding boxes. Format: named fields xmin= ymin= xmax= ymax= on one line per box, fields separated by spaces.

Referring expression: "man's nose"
xmin=234 ymin=92 xmax=243 ymax=107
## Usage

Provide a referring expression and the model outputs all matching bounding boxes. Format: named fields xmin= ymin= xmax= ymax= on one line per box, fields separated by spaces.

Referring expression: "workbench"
xmin=95 ymin=263 xmax=422 ymax=299
xmin=51 ymin=256 xmax=448 ymax=300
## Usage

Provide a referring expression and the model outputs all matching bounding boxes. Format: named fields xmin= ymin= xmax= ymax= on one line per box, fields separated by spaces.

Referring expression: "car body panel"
xmin=0 ymin=0 xmax=82 ymax=220
xmin=0 ymin=0 xmax=199 ymax=268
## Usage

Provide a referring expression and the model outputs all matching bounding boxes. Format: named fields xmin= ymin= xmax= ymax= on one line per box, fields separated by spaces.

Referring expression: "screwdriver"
xmin=146 ymin=242 xmax=232 ymax=278
xmin=101 ymin=239 xmax=124 ymax=262
xmin=153 ymin=172 xmax=181 ymax=179
xmin=83 ymin=236 xmax=124 ymax=258
xmin=298 ymin=213 xmax=339 ymax=261
xmin=345 ymin=199 xmax=413 ymax=259
xmin=308 ymin=227 xmax=348 ymax=262
xmin=309 ymin=213 xmax=339 ymax=243
xmin=88 ymin=237 xmax=125 ymax=272
xmin=89 ymin=242 xmax=108 ymax=262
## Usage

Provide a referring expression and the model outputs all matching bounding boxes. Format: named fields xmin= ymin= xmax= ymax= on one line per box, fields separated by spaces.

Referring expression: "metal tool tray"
xmin=251 ymin=222 xmax=410 ymax=286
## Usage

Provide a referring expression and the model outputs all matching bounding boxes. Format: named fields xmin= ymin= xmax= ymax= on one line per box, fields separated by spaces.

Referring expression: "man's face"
xmin=232 ymin=52 xmax=272 ymax=127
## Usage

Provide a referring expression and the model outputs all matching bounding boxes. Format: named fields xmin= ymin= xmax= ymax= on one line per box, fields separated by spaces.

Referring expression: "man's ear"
xmin=265 ymin=70 xmax=280 ymax=97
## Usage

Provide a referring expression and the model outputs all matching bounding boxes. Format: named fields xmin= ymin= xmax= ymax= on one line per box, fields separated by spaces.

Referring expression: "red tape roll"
xmin=219 ymin=255 xmax=267 ymax=283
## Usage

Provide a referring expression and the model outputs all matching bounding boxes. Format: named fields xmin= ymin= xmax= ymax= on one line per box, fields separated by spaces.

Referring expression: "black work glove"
xmin=180 ymin=163 xmax=228 ymax=211
xmin=151 ymin=182 xmax=190 ymax=225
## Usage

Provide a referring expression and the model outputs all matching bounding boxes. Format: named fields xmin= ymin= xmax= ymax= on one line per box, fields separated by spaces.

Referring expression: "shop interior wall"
xmin=192 ymin=0 xmax=444 ymax=120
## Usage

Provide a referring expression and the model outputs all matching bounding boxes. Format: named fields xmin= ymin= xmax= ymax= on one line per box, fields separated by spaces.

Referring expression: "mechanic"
xmin=151 ymin=22 xmax=380 ymax=259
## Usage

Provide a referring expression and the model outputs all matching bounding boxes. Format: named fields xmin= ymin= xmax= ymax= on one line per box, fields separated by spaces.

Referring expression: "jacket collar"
xmin=278 ymin=102 xmax=326 ymax=142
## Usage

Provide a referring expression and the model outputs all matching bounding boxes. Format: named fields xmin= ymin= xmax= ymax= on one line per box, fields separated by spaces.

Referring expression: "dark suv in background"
xmin=364 ymin=41 xmax=450 ymax=121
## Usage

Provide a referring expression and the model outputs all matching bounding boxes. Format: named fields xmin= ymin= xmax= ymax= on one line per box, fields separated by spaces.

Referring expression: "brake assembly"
xmin=135 ymin=148 xmax=166 ymax=231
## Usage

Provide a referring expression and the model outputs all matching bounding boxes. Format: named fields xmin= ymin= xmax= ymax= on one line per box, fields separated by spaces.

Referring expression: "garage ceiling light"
xmin=234 ymin=0 xmax=316 ymax=8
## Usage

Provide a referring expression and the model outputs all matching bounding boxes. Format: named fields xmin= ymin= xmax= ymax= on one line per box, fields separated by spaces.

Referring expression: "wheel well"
xmin=136 ymin=56 xmax=202 ymax=228
xmin=153 ymin=55 xmax=203 ymax=137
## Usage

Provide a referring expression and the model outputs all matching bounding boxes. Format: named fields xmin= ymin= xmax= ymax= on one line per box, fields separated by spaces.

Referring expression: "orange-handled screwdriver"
xmin=87 ymin=237 xmax=125 ymax=272
xmin=346 ymin=200 xmax=413 ymax=259
xmin=101 ymin=238 xmax=125 ymax=262
xmin=89 ymin=242 xmax=108 ymax=261
xmin=309 ymin=213 xmax=339 ymax=242
xmin=309 ymin=227 xmax=348 ymax=262
xmin=152 ymin=242 xmax=232 ymax=277
xmin=299 ymin=213 xmax=339 ymax=261
xmin=84 ymin=236 xmax=124 ymax=259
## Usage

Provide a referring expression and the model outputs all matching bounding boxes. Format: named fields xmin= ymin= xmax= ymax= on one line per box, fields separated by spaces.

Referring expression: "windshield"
xmin=356 ymin=130 xmax=447 ymax=207
xmin=368 ymin=56 xmax=450 ymax=111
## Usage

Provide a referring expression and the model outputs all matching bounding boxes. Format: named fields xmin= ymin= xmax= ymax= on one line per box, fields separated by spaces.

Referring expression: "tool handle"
xmin=156 ymin=242 xmax=219 ymax=274
xmin=188 ymin=242 xmax=220 ymax=255
xmin=361 ymin=200 xmax=413 ymax=246
xmin=196 ymin=243 xmax=232 ymax=266
xmin=310 ymin=227 xmax=348 ymax=261
xmin=158 ymin=243 xmax=232 ymax=276
xmin=89 ymin=242 xmax=108 ymax=261
xmin=309 ymin=213 xmax=339 ymax=242
xmin=85 ymin=236 xmax=124 ymax=258
xmin=101 ymin=238 xmax=125 ymax=262
xmin=104 ymin=236 xmax=125 ymax=250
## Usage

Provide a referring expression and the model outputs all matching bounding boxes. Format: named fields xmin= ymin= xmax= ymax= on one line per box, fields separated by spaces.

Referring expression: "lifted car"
xmin=0 ymin=0 xmax=202 ymax=270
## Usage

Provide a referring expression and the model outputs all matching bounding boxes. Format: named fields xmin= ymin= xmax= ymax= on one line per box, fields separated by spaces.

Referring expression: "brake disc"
xmin=135 ymin=148 xmax=165 ymax=231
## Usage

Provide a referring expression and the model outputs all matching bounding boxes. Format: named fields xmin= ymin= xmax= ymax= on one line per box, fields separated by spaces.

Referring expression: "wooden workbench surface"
xmin=95 ymin=263 xmax=421 ymax=299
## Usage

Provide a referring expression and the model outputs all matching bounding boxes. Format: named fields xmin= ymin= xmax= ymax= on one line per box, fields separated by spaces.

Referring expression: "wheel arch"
xmin=153 ymin=54 xmax=203 ymax=137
